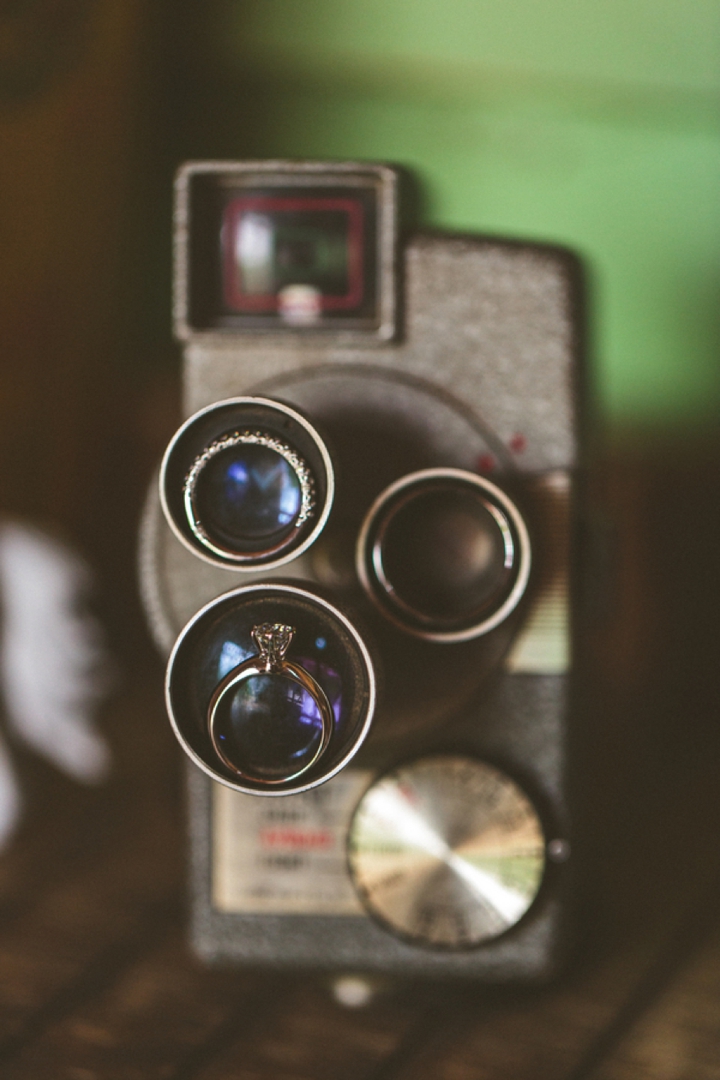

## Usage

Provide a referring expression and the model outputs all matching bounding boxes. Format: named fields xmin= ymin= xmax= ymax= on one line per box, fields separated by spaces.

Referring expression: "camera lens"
xmin=211 ymin=671 xmax=325 ymax=782
xmin=160 ymin=398 xmax=334 ymax=569
xmin=165 ymin=582 xmax=376 ymax=796
xmin=380 ymin=488 xmax=513 ymax=621
xmin=187 ymin=434 xmax=312 ymax=558
xmin=357 ymin=469 xmax=531 ymax=642
xmin=196 ymin=445 xmax=302 ymax=544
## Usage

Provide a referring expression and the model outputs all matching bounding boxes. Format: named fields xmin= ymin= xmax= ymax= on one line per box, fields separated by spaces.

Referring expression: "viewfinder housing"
xmin=175 ymin=162 xmax=397 ymax=341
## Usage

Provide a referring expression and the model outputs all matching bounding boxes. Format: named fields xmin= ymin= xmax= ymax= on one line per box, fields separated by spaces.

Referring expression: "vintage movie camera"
xmin=139 ymin=161 xmax=582 ymax=980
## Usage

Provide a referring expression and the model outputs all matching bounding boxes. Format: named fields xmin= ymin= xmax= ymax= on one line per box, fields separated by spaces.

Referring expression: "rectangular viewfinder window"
xmin=179 ymin=164 xmax=396 ymax=339
xmin=224 ymin=197 xmax=364 ymax=321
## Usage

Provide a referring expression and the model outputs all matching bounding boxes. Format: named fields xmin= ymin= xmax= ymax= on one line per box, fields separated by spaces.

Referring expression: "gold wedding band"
xmin=207 ymin=622 xmax=334 ymax=785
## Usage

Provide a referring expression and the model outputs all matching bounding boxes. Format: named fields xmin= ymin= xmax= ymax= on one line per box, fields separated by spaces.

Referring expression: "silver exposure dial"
xmin=348 ymin=755 xmax=546 ymax=948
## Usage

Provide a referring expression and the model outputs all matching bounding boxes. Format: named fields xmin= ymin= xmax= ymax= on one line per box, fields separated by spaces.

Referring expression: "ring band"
xmin=184 ymin=430 xmax=316 ymax=563
xmin=207 ymin=622 xmax=333 ymax=785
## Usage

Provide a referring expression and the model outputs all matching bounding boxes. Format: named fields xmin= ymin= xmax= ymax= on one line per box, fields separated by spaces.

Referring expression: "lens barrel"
xmin=357 ymin=468 xmax=531 ymax=642
xmin=165 ymin=582 xmax=377 ymax=796
xmin=160 ymin=397 xmax=334 ymax=569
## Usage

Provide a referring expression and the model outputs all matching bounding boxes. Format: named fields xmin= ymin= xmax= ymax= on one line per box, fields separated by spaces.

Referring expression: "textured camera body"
xmin=140 ymin=161 xmax=582 ymax=980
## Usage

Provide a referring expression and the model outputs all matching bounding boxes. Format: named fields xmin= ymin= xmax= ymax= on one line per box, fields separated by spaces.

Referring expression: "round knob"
xmin=348 ymin=755 xmax=546 ymax=947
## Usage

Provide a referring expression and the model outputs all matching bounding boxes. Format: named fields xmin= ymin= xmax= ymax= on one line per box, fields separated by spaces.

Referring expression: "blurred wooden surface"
xmin=0 ymin=450 xmax=718 ymax=1078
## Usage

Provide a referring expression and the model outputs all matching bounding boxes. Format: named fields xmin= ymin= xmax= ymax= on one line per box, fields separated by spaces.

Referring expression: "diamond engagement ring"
xmin=207 ymin=622 xmax=334 ymax=785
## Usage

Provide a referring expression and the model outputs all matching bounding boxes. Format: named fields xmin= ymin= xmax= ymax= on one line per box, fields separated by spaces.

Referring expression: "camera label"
xmin=212 ymin=770 xmax=371 ymax=914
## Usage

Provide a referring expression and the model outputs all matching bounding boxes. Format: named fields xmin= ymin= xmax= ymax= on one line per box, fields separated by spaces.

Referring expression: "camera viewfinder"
xmin=177 ymin=162 xmax=397 ymax=339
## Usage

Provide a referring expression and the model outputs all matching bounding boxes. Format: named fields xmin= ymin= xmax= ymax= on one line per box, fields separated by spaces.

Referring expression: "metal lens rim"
xmin=159 ymin=396 xmax=335 ymax=571
xmin=370 ymin=488 xmax=516 ymax=628
xmin=164 ymin=581 xmax=377 ymax=797
xmin=207 ymin=655 xmax=334 ymax=785
xmin=356 ymin=468 xmax=532 ymax=643
xmin=183 ymin=430 xmax=315 ymax=563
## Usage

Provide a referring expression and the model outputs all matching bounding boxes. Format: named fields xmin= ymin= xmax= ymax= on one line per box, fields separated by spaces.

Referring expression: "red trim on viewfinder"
xmin=222 ymin=196 xmax=364 ymax=313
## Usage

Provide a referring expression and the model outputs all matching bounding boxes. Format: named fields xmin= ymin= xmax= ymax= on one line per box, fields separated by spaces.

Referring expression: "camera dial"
xmin=348 ymin=755 xmax=546 ymax=948
xmin=357 ymin=468 xmax=531 ymax=642
xmin=160 ymin=397 xmax=334 ymax=569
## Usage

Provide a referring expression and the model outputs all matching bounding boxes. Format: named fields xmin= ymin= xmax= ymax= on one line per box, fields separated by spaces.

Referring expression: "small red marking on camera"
xmin=509 ymin=433 xmax=527 ymax=454
xmin=260 ymin=828 xmax=334 ymax=850
xmin=476 ymin=453 xmax=496 ymax=474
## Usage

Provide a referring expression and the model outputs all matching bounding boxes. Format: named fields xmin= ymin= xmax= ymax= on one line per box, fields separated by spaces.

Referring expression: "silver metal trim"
xmin=159 ymin=396 xmax=335 ymax=572
xmin=165 ymin=581 xmax=377 ymax=797
xmin=356 ymin=468 xmax=532 ymax=643
xmin=183 ymin=429 xmax=315 ymax=563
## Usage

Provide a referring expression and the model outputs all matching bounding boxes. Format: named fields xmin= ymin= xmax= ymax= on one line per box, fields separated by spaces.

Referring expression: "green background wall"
xmin=187 ymin=0 xmax=719 ymax=431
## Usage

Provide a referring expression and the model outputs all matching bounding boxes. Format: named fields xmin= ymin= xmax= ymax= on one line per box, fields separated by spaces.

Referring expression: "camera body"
xmin=140 ymin=161 xmax=582 ymax=980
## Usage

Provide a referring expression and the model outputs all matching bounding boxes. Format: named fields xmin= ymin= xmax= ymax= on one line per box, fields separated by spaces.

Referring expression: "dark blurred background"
xmin=0 ymin=2 xmax=718 ymax=1075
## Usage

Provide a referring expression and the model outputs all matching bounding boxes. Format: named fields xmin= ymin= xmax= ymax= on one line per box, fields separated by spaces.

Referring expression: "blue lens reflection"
xmin=296 ymin=656 xmax=342 ymax=723
xmin=215 ymin=672 xmax=324 ymax=780
xmin=217 ymin=640 xmax=253 ymax=680
xmin=197 ymin=444 xmax=302 ymax=548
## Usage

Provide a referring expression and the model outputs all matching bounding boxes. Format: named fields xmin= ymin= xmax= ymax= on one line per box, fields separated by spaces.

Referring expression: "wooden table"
xmin=0 ymin=450 xmax=719 ymax=1078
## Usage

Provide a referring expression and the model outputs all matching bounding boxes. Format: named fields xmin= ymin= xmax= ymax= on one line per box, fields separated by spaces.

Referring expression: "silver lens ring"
xmin=159 ymin=396 xmax=335 ymax=571
xmin=356 ymin=467 xmax=532 ymax=643
xmin=165 ymin=581 xmax=377 ymax=797
xmin=184 ymin=430 xmax=316 ymax=563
